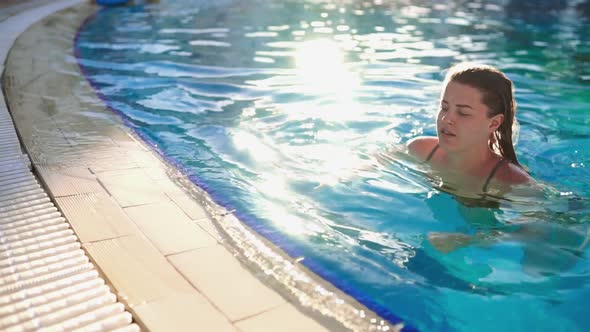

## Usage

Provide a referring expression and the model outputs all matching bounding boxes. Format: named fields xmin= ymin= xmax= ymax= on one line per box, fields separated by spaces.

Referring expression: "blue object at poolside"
xmin=96 ymin=0 xmax=128 ymax=6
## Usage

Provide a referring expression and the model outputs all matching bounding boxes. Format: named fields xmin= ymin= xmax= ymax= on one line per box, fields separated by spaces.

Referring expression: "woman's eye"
xmin=458 ymin=111 xmax=469 ymax=116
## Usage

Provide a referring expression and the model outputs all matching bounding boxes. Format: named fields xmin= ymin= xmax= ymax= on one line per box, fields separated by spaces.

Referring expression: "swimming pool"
xmin=75 ymin=0 xmax=590 ymax=331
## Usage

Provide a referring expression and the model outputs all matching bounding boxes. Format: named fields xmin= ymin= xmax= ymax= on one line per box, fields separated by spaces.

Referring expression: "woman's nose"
xmin=441 ymin=112 xmax=455 ymax=125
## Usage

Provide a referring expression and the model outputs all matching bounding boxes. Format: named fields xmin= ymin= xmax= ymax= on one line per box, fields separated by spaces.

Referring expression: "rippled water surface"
xmin=76 ymin=0 xmax=590 ymax=331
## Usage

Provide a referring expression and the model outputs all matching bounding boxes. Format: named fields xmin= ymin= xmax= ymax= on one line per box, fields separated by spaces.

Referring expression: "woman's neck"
xmin=443 ymin=145 xmax=497 ymax=175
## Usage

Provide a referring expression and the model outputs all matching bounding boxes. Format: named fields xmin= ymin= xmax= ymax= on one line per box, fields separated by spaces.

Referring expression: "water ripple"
xmin=76 ymin=1 xmax=590 ymax=331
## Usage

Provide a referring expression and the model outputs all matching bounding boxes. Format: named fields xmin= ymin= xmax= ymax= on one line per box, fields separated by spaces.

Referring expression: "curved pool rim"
xmin=70 ymin=4 xmax=408 ymax=331
xmin=73 ymin=0 xmax=590 ymax=332
xmin=1 ymin=2 xmax=399 ymax=332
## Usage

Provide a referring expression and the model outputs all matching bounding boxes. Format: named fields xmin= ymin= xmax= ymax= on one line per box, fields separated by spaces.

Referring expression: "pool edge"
xmin=2 ymin=1 xmax=403 ymax=331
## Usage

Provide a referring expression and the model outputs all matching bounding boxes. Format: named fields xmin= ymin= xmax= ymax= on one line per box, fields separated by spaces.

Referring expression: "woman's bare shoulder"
xmin=497 ymin=162 xmax=532 ymax=185
xmin=407 ymin=136 xmax=439 ymax=161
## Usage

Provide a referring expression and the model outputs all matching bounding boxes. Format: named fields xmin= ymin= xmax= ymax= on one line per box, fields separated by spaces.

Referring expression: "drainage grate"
xmin=0 ymin=101 xmax=140 ymax=331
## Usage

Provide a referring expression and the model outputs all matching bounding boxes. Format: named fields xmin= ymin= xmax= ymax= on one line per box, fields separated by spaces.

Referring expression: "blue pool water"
xmin=75 ymin=0 xmax=590 ymax=331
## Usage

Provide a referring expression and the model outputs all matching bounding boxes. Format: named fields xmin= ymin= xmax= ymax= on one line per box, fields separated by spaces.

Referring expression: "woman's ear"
xmin=489 ymin=114 xmax=504 ymax=133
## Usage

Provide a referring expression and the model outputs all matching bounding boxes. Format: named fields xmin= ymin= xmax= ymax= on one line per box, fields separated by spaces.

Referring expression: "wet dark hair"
xmin=444 ymin=63 xmax=521 ymax=167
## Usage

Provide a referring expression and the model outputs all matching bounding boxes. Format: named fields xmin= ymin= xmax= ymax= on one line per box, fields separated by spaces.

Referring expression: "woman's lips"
xmin=440 ymin=128 xmax=456 ymax=137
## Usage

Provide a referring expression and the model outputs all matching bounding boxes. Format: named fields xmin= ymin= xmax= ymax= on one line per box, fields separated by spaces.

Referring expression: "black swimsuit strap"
xmin=424 ymin=144 xmax=506 ymax=193
xmin=423 ymin=144 xmax=439 ymax=163
xmin=482 ymin=159 xmax=506 ymax=193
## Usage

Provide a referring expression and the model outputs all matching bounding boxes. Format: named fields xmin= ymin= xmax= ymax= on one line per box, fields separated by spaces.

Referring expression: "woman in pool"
xmin=408 ymin=62 xmax=532 ymax=195
xmin=402 ymin=63 xmax=590 ymax=273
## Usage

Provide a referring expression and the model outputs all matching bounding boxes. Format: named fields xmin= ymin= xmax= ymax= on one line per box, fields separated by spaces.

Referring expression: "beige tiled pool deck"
xmin=0 ymin=1 xmax=397 ymax=331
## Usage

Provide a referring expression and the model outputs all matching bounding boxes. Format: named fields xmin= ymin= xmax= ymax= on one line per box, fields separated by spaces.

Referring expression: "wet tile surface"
xmin=56 ymin=191 xmax=138 ymax=243
xmin=235 ymin=303 xmax=330 ymax=332
xmin=168 ymin=245 xmax=286 ymax=322
xmin=84 ymin=235 xmax=195 ymax=307
xmin=165 ymin=190 xmax=209 ymax=221
xmin=36 ymin=165 xmax=106 ymax=197
xmin=132 ymin=291 xmax=238 ymax=332
xmin=95 ymin=168 xmax=169 ymax=207
xmin=124 ymin=201 xmax=216 ymax=256
xmin=0 ymin=2 xmax=140 ymax=331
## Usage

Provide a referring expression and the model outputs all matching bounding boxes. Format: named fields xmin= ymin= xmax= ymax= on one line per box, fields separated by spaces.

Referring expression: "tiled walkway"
xmin=0 ymin=1 xmax=138 ymax=331
xmin=1 ymin=1 xmax=392 ymax=331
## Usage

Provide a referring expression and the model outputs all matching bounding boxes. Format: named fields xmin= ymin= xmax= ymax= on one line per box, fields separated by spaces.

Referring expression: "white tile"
xmin=96 ymin=169 xmax=169 ymax=207
xmin=168 ymin=246 xmax=285 ymax=321
xmin=56 ymin=192 xmax=138 ymax=243
xmin=236 ymin=303 xmax=330 ymax=332
xmin=132 ymin=291 xmax=237 ymax=332
xmin=165 ymin=190 xmax=209 ymax=221
xmin=124 ymin=201 xmax=216 ymax=256
xmin=83 ymin=235 xmax=194 ymax=307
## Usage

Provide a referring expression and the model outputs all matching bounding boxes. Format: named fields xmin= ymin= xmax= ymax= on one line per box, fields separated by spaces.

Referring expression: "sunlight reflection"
xmin=261 ymin=201 xmax=308 ymax=236
xmin=254 ymin=173 xmax=329 ymax=237
xmin=256 ymin=174 xmax=291 ymax=200
xmin=232 ymin=130 xmax=278 ymax=163
xmin=280 ymin=101 xmax=367 ymax=123
xmin=287 ymin=39 xmax=365 ymax=123
xmin=285 ymin=143 xmax=370 ymax=186
xmin=294 ymin=39 xmax=360 ymax=97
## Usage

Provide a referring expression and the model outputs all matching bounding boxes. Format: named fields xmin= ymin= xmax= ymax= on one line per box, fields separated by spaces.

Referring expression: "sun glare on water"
xmin=294 ymin=39 xmax=360 ymax=100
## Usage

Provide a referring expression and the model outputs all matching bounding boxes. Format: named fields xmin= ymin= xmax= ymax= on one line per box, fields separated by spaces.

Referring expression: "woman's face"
xmin=436 ymin=81 xmax=503 ymax=152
